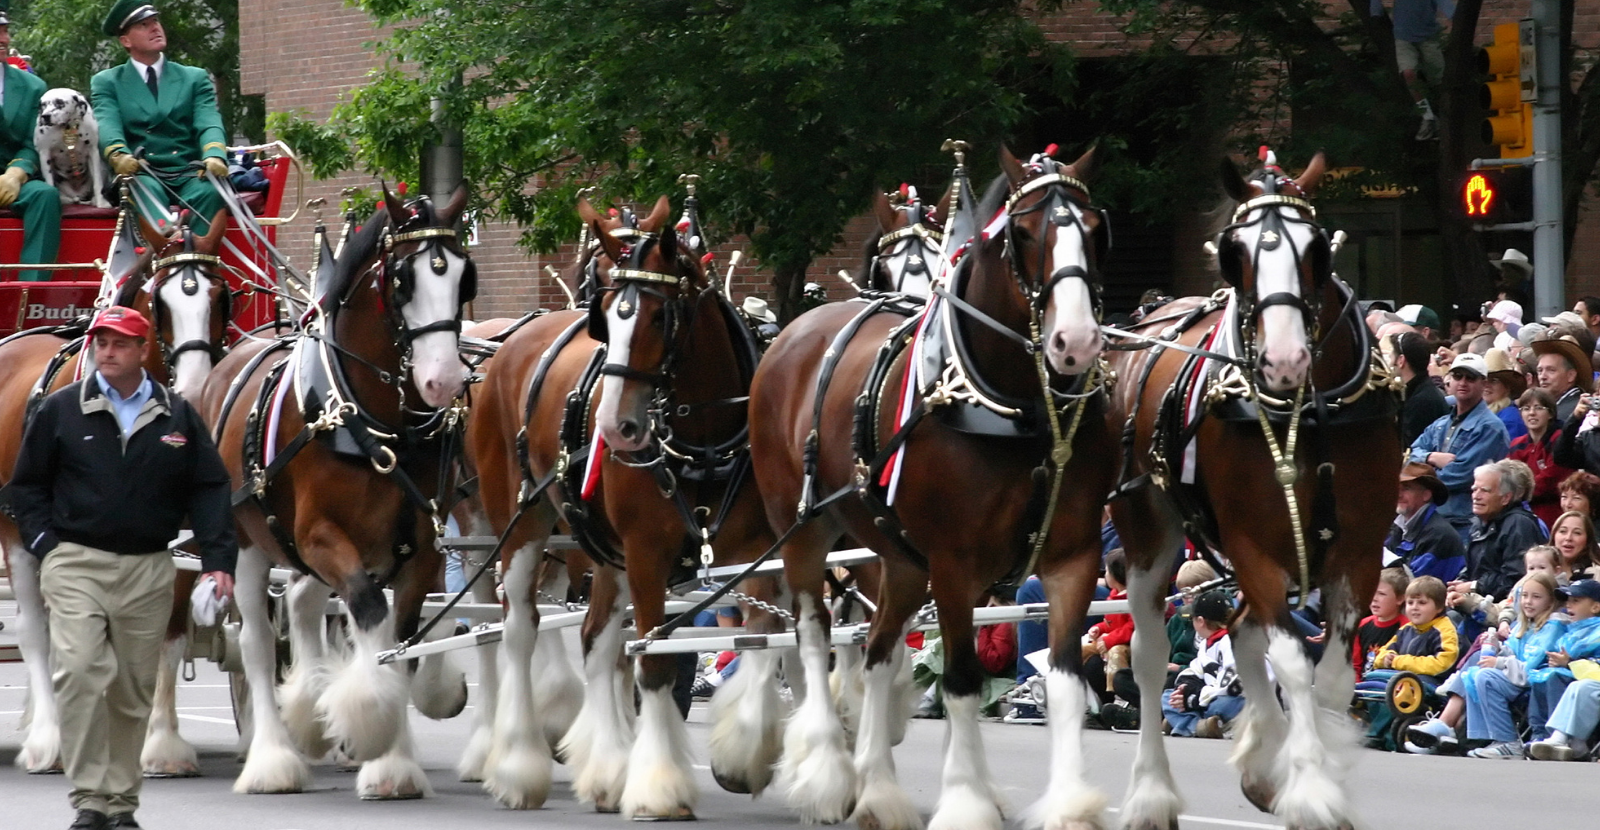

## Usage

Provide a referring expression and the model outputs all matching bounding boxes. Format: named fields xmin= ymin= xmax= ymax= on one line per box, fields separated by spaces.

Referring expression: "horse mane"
xmin=975 ymin=172 xmax=1010 ymax=230
xmin=319 ymin=207 xmax=392 ymax=312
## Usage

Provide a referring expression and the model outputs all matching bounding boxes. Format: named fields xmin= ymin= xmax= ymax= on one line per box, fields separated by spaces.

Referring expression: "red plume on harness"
xmin=1043 ymin=143 xmax=1059 ymax=157
xmin=899 ymin=183 xmax=910 ymax=200
xmin=397 ymin=181 xmax=408 ymax=196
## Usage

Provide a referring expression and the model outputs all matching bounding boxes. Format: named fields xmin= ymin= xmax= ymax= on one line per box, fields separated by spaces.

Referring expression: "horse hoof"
xmin=596 ymin=801 xmax=621 ymax=814
xmin=359 ymin=786 xmax=426 ymax=801
xmin=1240 ymin=777 xmax=1276 ymax=814
xmin=630 ymin=807 xmax=696 ymax=821
xmin=712 ymin=766 xmax=753 ymax=795
xmin=143 ymin=768 xmax=201 ymax=779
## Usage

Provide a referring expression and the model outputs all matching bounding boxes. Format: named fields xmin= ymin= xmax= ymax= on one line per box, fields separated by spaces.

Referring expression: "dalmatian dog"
xmin=35 ymin=88 xmax=110 ymax=208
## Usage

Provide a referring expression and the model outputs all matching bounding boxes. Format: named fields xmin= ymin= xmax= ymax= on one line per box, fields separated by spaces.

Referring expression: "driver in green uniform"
xmin=91 ymin=0 xmax=227 ymax=234
xmin=0 ymin=2 xmax=63 ymax=281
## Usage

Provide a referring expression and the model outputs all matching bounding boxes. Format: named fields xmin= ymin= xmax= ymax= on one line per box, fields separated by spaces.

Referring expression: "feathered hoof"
xmin=412 ymin=671 xmax=469 ymax=721
xmin=456 ymin=726 xmax=492 ymax=782
xmin=233 ymin=742 xmax=311 ymax=794
xmin=141 ymin=729 xmax=201 ymax=778
xmin=16 ymin=728 xmax=62 ymax=774
xmin=627 ymin=806 xmax=696 ymax=821
xmin=357 ymin=754 xmax=433 ymax=800
xmin=280 ymin=665 xmax=334 ymax=759
xmin=852 ymin=779 xmax=924 ymax=830
xmin=316 ymin=663 xmax=407 ymax=763
xmin=711 ymin=766 xmax=753 ymax=795
xmin=1027 ymin=787 xmax=1109 ymax=830
xmin=1240 ymin=776 xmax=1276 ymax=814
xmin=483 ymin=741 xmax=553 ymax=810
xmin=927 ymin=785 xmax=1003 ymax=830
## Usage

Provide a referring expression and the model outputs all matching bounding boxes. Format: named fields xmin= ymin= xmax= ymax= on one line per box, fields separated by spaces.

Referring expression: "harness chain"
xmin=1250 ymin=383 xmax=1312 ymax=608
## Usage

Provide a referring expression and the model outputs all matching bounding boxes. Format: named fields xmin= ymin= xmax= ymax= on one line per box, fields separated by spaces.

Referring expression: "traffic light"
xmin=1478 ymin=22 xmax=1533 ymax=158
xmin=1457 ymin=167 xmax=1532 ymax=224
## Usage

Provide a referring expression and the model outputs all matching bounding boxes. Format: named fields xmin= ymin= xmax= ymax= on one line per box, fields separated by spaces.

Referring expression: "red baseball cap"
xmin=87 ymin=306 xmax=152 ymax=340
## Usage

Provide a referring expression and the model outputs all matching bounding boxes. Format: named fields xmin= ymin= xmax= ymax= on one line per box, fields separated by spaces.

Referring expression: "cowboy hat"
xmin=740 ymin=296 xmax=777 ymax=324
xmin=1531 ymin=334 xmax=1595 ymax=393
xmin=1484 ymin=348 xmax=1527 ymax=398
xmin=1400 ymin=462 xmax=1450 ymax=506
xmin=1491 ymin=248 xmax=1533 ymax=277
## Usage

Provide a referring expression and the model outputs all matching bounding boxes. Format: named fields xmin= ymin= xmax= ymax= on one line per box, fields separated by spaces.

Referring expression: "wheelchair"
xmin=1352 ymin=670 xmax=1446 ymax=751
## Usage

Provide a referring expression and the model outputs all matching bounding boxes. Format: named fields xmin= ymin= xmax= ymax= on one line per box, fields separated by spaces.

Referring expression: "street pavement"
xmin=2 ymin=601 xmax=1595 ymax=829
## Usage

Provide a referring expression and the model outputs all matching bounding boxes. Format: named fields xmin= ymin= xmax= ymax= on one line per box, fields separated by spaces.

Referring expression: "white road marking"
xmin=177 ymin=713 xmax=237 ymax=725
xmin=1107 ymin=806 xmax=1283 ymax=829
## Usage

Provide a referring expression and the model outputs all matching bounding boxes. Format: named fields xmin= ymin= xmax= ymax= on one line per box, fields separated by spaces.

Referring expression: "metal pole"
xmin=1530 ymin=0 xmax=1564 ymax=318
xmin=422 ymin=74 xmax=465 ymax=211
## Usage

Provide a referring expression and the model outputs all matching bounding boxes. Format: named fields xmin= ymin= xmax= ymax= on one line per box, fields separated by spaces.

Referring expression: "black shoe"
xmin=108 ymin=814 xmax=142 ymax=829
xmin=1100 ymin=701 xmax=1140 ymax=731
xmin=70 ymin=810 xmax=110 ymax=830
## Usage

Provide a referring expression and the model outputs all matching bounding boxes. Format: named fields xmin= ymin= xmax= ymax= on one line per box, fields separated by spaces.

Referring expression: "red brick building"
xmin=240 ymin=0 xmax=1599 ymax=318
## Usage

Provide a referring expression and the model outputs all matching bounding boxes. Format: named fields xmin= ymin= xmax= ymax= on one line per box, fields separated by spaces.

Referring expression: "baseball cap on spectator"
xmin=1448 ymin=353 xmax=1489 ymax=378
xmin=1518 ymin=322 xmax=1549 ymax=346
xmin=1542 ymin=310 xmax=1588 ymax=331
xmin=1486 ymin=300 xmax=1524 ymax=325
xmin=1193 ymin=589 xmax=1234 ymax=625
xmin=1397 ymin=304 xmax=1442 ymax=331
xmin=1567 ymin=580 xmax=1600 ymax=603
xmin=87 ymin=305 xmax=151 ymax=340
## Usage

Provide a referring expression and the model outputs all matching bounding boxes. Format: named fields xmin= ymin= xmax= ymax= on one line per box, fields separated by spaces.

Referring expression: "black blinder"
xmin=586 ymin=293 xmax=609 ymax=342
xmin=1216 ymin=233 xmax=1244 ymax=287
xmin=391 ymin=255 xmax=415 ymax=308
xmin=459 ymin=259 xmax=478 ymax=304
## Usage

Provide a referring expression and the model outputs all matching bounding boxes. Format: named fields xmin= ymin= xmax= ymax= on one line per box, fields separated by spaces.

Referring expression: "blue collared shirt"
xmin=95 ymin=370 xmax=154 ymax=436
xmin=1407 ymin=398 xmax=1510 ymax=521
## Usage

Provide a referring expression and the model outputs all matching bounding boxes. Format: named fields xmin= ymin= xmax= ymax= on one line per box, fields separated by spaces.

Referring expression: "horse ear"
xmin=999 ymin=146 xmax=1026 ymax=185
xmin=381 ymin=183 xmax=408 ymax=223
xmin=135 ymin=211 xmax=170 ymax=250
xmin=579 ymin=197 xmax=624 ymax=262
xmin=1219 ymin=156 xmax=1249 ymax=204
xmin=872 ymin=190 xmax=898 ymax=231
xmin=197 ymin=211 xmax=228 ymax=254
xmin=658 ymin=220 xmax=678 ymax=265
xmin=639 ymin=194 xmax=671 ymax=233
xmin=1293 ymin=152 xmax=1327 ymax=197
xmin=439 ymin=181 xmax=470 ymax=227
xmin=1065 ymin=143 xmax=1098 ymax=182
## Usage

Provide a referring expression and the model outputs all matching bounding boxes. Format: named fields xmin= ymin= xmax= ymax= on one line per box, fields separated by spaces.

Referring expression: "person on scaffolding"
xmin=91 ymin=0 xmax=227 ymax=234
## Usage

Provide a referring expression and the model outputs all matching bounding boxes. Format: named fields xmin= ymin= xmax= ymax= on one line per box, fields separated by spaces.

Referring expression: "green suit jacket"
xmin=1 ymin=65 xmax=45 ymax=176
xmin=91 ymin=58 xmax=227 ymax=174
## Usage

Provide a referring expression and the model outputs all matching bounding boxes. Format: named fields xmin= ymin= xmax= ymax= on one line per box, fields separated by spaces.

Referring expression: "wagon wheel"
xmin=1385 ymin=671 xmax=1427 ymax=716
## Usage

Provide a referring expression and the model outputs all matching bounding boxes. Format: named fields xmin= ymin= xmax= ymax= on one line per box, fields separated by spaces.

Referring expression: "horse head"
xmin=580 ymin=194 xmax=705 ymax=453
xmin=867 ymin=186 xmax=944 ymax=297
xmin=1216 ymin=152 xmax=1330 ymax=393
xmin=377 ymin=182 xmax=475 ymax=409
xmin=120 ymin=209 xmax=231 ymax=403
xmin=997 ymin=144 xmax=1106 ymax=376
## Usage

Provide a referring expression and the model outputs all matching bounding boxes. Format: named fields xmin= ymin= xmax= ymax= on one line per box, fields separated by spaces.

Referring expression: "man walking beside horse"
xmin=0 ymin=306 xmax=236 ymax=830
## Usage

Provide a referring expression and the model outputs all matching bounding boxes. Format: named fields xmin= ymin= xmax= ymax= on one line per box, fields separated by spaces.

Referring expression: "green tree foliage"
xmin=287 ymin=0 xmax=1077 ymax=318
xmin=11 ymin=0 xmax=263 ymax=142
xmin=1102 ymin=0 xmax=1600 ymax=304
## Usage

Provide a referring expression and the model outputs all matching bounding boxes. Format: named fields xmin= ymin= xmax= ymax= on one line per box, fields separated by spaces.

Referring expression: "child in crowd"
xmin=1160 ymin=590 xmax=1240 ymax=739
xmin=1083 ymin=549 xmax=1133 ymax=694
xmin=1354 ymin=569 xmax=1409 ymax=683
xmin=1100 ymin=559 xmax=1218 ymax=728
xmin=1527 ymin=579 xmax=1600 ymax=757
xmin=1463 ymin=571 xmax=1567 ymax=758
xmin=1372 ymin=576 xmax=1459 ymax=679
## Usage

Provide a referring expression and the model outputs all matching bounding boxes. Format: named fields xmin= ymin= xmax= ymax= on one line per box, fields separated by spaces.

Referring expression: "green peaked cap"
xmin=102 ymin=0 xmax=159 ymax=37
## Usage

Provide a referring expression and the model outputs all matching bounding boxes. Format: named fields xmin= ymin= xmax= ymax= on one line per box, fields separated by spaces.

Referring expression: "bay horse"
xmin=466 ymin=194 xmax=784 ymax=816
xmin=200 ymin=185 xmax=474 ymax=799
xmin=857 ymin=186 xmax=945 ymax=296
xmin=748 ymin=145 xmax=1116 ymax=830
xmin=1104 ymin=154 xmax=1400 ymax=830
xmin=0 ymin=210 xmax=232 ymax=776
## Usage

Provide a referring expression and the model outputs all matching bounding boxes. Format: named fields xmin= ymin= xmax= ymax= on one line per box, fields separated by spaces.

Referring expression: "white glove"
xmin=190 ymin=574 xmax=229 ymax=626
xmin=1198 ymin=684 xmax=1220 ymax=708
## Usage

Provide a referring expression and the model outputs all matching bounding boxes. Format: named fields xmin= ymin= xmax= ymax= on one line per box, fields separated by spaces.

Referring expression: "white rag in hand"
xmin=190 ymin=575 xmax=229 ymax=627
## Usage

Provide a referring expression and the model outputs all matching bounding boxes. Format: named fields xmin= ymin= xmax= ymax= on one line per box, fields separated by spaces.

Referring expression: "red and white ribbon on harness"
xmin=580 ymin=433 xmax=606 ymax=500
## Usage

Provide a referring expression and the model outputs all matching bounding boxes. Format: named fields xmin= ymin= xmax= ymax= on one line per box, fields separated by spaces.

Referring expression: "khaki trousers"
xmin=40 ymin=542 xmax=175 ymax=814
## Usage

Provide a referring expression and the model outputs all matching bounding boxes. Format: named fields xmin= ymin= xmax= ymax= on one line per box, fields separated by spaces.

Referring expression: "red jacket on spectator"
xmin=977 ymin=622 xmax=1017 ymax=676
xmin=1091 ymin=590 xmax=1135 ymax=648
xmin=1510 ymin=427 xmax=1575 ymax=528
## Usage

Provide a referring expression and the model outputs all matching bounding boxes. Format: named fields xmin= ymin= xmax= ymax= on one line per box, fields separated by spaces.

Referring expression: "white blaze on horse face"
xmin=594 ymin=295 xmax=650 ymax=452
xmin=1040 ymin=202 xmax=1101 ymax=376
xmin=881 ymin=237 xmax=936 ymax=298
xmin=1242 ymin=209 xmax=1314 ymax=393
xmin=156 ymin=270 xmax=213 ymax=403
xmin=400 ymin=248 xmax=468 ymax=409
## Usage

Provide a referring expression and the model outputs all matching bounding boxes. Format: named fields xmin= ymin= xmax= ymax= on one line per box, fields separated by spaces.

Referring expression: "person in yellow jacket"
xmin=1373 ymin=575 xmax=1461 ymax=679
xmin=91 ymin=0 xmax=227 ymax=234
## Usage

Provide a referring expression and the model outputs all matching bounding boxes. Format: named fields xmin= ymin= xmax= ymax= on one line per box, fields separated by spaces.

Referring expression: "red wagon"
xmin=0 ymin=141 xmax=304 ymax=337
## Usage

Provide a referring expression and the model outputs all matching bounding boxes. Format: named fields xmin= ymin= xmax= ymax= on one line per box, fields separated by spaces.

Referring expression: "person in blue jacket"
xmin=1409 ymin=353 xmax=1511 ymax=545
xmin=1527 ymin=579 xmax=1600 ymax=743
